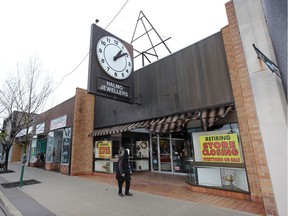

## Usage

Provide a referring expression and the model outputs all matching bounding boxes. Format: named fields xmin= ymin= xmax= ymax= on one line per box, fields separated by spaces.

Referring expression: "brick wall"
xmin=223 ymin=1 xmax=278 ymax=215
xmin=34 ymin=97 xmax=75 ymax=133
xmin=70 ymin=88 xmax=95 ymax=175
xmin=45 ymin=162 xmax=60 ymax=172
xmin=60 ymin=165 xmax=69 ymax=175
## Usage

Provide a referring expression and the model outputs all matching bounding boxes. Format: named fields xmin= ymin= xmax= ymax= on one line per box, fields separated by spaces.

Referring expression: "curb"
xmin=0 ymin=191 xmax=23 ymax=216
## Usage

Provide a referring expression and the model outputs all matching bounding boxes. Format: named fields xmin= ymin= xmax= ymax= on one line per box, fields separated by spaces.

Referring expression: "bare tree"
xmin=0 ymin=56 xmax=53 ymax=171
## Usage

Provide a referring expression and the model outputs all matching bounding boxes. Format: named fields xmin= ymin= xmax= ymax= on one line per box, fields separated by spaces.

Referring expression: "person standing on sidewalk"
xmin=116 ymin=149 xmax=133 ymax=197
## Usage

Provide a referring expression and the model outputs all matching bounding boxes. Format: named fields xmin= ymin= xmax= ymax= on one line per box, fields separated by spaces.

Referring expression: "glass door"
xmin=151 ymin=133 xmax=190 ymax=173
xmin=159 ymin=137 xmax=171 ymax=171
xmin=172 ymin=138 xmax=186 ymax=173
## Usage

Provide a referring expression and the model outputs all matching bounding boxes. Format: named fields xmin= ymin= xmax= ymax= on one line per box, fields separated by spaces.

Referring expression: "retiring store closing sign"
xmin=199 ymin=134 xmax=242 ymax=163
xmin=95 ymin=141 xmax=112 ymax=158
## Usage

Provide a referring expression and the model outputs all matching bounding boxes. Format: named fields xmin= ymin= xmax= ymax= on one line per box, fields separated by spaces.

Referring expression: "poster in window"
xmin=136 ymin=141 xmax=148 ymax=158
xmin=199 ymin=134 xmax=242 ymax=163
xmin=95 ymin=141 xmax=112 ymax=158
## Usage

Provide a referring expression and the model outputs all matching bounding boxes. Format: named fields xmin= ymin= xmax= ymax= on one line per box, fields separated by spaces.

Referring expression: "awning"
xmin=89 ymin=104 xmax=234 ymax=137
xmin=200 ymin=105 xmax=233 ymax=131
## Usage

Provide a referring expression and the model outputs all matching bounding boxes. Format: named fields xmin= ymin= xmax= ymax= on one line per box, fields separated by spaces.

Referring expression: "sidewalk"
xmin=0 ymin=163 xmax=260 ymax=216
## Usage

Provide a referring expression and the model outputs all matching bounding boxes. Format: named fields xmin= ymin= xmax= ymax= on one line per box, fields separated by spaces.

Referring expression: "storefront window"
xmin=151 ymin=132 xmax=192 ymax=174
xmin=30 ymin=136 xmax=46 ymax=163
xmin=94 ymin=132 xmax=150 ymax=173
xmin=46 ymin=132 xmax=54 ymax=162
xmin=30 ymin=137 xmax=37 ymax=163
xmin=61 ymin=127 xmax=72 ymax=164
xmin=187 ymin=123 xmax=249 ymax=193
xmin=46 ymin=127 xmax=72 ymax=165
xmin=51 ymin=130 xmax=63 ymax=163
xmin=94 ymin=140 xmax=113 ymax=173
xmin=122 ymin=134 xmax=150 ymax=172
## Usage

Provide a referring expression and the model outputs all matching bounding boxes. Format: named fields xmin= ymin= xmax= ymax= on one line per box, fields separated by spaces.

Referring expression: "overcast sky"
xmin=0 ymin=0 xmax=229 ymax=112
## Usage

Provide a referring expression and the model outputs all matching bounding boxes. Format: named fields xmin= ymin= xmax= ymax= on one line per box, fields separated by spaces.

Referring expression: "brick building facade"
xmin=8 ymin=1 xmax=286 ymax=215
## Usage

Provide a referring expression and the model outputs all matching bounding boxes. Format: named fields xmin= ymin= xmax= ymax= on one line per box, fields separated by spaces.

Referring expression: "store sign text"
xmin=50 ymin=115 xmax=67 ymax=131
xmin=96 ymin=141 xmax=112 ymax=159
xmin=200 ymin=134 xmax=242 ymax=163
xmin=98 ymin=77 xmax=129 ymax=98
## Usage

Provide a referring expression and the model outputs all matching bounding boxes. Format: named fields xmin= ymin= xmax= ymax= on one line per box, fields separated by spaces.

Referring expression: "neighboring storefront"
xmin=29 ymin=97 xmax=76 ymax=175
xmin=45 ymin=119 xmax=72 ymax=173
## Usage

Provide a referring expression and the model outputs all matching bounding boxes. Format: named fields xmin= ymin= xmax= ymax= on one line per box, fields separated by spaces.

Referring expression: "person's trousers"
xmin=118 ymin=180 xmax=130 ymax=194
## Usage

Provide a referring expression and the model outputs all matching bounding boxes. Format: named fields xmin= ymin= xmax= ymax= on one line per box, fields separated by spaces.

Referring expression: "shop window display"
xmin=46 ymin=132 xmax=54 ymax=162
xmin=61 ymin=128 xmax=71 ymax=164
xmin=94 ymin=132 xmax=150 ymax=173
xmin=45 ymin=127 xmax=72 ymax=165
xmin=30 ymin=137 xmax=46 ymax=163
xmin=187 ymin=123 xmax=249 ymax=193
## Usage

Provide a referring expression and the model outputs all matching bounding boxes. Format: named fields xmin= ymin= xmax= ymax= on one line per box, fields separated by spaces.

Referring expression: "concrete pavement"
xmin=0 ymin=163 xmax=258 ymax=216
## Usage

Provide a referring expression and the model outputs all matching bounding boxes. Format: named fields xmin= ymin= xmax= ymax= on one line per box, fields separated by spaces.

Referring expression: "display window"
xmin=45 ymin=127 xmax=72 ymax=165
xmin=61 ymin=128 xmax=72 ymax=164
xmin=187 ymin=123 xmax=249 ymax=193
xmin=93 ymin=132 xmax=150 ymax=173
xmin=30 ymin=137 xmax=38 ymax=163
xmin=30 ymin=136 xmax=46 ymax=163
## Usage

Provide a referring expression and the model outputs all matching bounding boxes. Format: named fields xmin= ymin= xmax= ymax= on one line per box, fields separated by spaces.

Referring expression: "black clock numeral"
xmin=114 ymin=40 xmax=118 ymax=45
xmin=106 ymin=38 xmax=111 ymax=43
xmin=107 ymin=67 xmax=110 ymax=71
xmin=101 ymin=41 xmax=106 ymax=46
xmin=114 ymin=72 xmax=117 ymax=77
xmin=101 ymin=59 xmax=105 ymax=63
xmin=121 ymin=73 xmax=124 ymax=77
xmin=128 ymin=62 xmax=131 ymax=66
xmin=98 ymin=48 xmax=102 ymax=53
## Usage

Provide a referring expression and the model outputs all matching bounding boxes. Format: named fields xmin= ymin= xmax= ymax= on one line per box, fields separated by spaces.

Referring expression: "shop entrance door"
xmin=151 ymin=134 xmax=187 ymax=173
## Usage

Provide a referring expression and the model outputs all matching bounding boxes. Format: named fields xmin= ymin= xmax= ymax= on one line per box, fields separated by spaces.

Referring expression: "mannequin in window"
xmin=116 ymin=149 xmax=133 ymax=197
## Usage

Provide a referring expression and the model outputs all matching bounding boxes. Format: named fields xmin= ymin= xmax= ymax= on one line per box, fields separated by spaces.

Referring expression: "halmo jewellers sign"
xmin=97 ymin=77 xmax=130 ymax=98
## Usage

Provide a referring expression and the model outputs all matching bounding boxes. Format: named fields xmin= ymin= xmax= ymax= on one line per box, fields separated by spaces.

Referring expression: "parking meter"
xmin=20 ymin=154 xmax=27 ymax=188
xmin=22 ymin=154 xmax=27 ymax=164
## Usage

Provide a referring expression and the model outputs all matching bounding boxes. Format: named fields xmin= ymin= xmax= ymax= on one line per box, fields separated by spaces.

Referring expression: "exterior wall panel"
xmin=94 ymin=32 xmax=234 ymax=128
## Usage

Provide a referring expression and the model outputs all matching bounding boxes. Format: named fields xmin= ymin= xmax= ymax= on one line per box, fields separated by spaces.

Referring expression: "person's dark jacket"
xmin=116 ymin=149 xmax=132 ymax=181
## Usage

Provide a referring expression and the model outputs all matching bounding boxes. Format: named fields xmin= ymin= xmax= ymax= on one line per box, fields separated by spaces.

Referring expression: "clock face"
xmin=96 ymin=36 xmax=133 ymax=80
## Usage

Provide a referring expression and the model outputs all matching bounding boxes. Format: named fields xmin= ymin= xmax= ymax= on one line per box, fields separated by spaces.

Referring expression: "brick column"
xmin=223 ymin=1 xmax=278 ymax=215
xmin=70 ymin=88 xmax=95 ymax=175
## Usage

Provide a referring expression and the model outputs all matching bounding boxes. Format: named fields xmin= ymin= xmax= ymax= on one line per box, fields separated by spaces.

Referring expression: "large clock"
xmin=96 ymin=36 xmax=133 ymax=80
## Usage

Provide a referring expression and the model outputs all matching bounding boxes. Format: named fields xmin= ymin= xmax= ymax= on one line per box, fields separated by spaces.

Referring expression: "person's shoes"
xmin=118 ymin=193 xmax=124 ymax=197
xmin=125 ymin=192 xmax=133 ymax=196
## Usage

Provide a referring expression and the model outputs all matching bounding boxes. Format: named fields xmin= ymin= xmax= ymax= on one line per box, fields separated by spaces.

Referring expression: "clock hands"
xmin=113 ymin=50 xmax=128 ymax=61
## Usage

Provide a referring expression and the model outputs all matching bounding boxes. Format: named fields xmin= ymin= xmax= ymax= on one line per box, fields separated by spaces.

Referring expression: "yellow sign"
xmin=199 ymin=134 xmax=242 ymax=163
xmin=96 ymin=141 xmax=112 ymax=158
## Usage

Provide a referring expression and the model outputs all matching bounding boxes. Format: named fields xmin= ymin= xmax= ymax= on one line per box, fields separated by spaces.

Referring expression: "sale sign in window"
xmin=95 ymin=141 xmax=112 ymax=158
xmin=199 ymin=134 xmax=242 ymax=163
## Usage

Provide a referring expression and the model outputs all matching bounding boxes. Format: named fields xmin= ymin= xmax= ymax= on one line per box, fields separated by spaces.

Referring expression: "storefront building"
xmin=86 ymin=1 xmax=286 ymax=215
xmin=13 ymin=0 xmax=285 ymax=215
xmin=87 ymin=26 xmax=247 ymax=192
xmin=29 ymin=97 xmax=74 ymax=174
